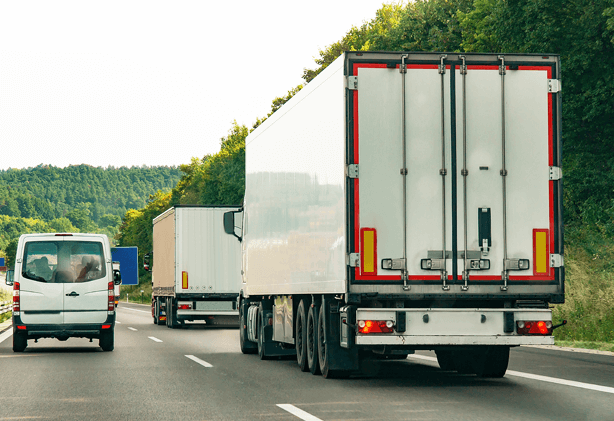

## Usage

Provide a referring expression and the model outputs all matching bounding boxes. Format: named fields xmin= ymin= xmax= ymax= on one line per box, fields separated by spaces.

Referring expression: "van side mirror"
xmin=223 ymin=211 xmax=242 ymax=242
xmin=143 ymin=252 xmax=152 ymax=272
xmin=5 ymin=269 xmax=14 ymax=286
xmin=113 ymin=269 xmax=122 ymax=285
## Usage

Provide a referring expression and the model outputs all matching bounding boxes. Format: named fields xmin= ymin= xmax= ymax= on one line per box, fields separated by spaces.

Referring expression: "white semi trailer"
xmin=224 ymin=51 xmax=564 ymax=378
xmin=148 ymin=205 xmax=242 ymax=328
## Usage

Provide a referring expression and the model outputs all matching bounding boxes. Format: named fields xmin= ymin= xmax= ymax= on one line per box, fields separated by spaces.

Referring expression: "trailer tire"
xmin=153 ymin=298 xmax=160 ymax=325
xmin=13 ymin=332 xmax=27 ymax=352
xmin=474 ymin=346 xmax=510 ymax=378
xmin=436 ymin=350 xmax=456 ymax=371
xmin=295 ymin=299 xmax=309 ymax=372
xmin=239 ymin=301 xmax=257 ymax=354
xmin=99 ymin=330 xmax=114 ymax=352
xmin=318 ymin=304 xmax=350 ymax=379
xmin=306 ymin=302 xmax=320 ymax=375
xmin=166 ymin=298 xmax=178 ymax=329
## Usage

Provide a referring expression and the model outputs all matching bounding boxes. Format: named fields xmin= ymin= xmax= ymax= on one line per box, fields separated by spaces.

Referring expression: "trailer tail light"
xmin=13 ymin=281 xmax=20 ymax=314
xmin=533 ymin=229 xmax=549 ymax=275
xmin=178 ymin=303 xmax=192 ymax=310
xmin=102 ymin=324 xmax=111 ymax=329
xmin=182 ymin=271 xmax=188 ymax=289
xmin=360 ymin=228 xmax=377 ymax=275
xmin=517 ymin=320 xmax=552 ymax=335
xmin=108 ymin=281 xmax=114 ymax=311
xmin=358 ymin=320 xmax=394 ymax=334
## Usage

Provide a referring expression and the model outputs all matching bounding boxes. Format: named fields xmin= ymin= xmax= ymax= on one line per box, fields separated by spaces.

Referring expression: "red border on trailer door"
xmin=352 ymin=62 xmax=555 ymax=282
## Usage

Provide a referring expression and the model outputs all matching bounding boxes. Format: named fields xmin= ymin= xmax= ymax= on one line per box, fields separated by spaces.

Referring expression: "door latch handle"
xmin=66 ymin=291 xmax=79 ymax=297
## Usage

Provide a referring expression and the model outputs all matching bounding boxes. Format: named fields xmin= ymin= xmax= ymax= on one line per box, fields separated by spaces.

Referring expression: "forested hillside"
xmin=118 ymin=0 xmax=613 ymax=345
xmin=0 ymin=164 xmax=182 ymax=263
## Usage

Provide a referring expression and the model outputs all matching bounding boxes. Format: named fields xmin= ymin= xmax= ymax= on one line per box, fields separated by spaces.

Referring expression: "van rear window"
xmin=22 ymin=241 xmax=106 ymax=283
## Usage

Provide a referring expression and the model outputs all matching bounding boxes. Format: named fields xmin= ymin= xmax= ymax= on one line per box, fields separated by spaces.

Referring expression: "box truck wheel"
xmin=99 ymin=330 xmax=114 ymax=352
xmin=306 ymin=302 xmax=320 ymax=375
xmin=239 ymin=300 xmax=257 ymax=354
xmin=474 ymin=346 xmax=510 ymax=378
xmin=13 ymin=332 xmax=27 ymax=352
xmin=318 ymin=304 xmax=350 ymax=379
xmin=436 ymin=350 xmax=456 ymax=371
xmin=295 ymin=299 xmax=309 ymax=372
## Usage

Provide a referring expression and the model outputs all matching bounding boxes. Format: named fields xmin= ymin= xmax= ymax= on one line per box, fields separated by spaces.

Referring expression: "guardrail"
xmin=0 ymin=300 xmax=13 ymax=315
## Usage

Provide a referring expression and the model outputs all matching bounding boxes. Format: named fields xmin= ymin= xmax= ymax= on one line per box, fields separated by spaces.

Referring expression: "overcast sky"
xmin=0 ymin=0 xmax=391 ymax=171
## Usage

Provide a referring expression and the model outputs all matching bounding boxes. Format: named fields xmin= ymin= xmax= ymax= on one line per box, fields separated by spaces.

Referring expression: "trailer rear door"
xmin=348 ymin=53 xmax=562 ymax=296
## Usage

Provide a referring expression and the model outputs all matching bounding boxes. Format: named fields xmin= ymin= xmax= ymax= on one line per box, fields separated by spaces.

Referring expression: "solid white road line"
xmin=128 ymin=327 xmax=138 ymax=331
xmin=120 ymin=307 xmax=151 ymax=314
xmin=277 ymin=404 xmax=323 ymax=421
xmin=408 ymin=354 xmax=614 ymax=395
xmin=0 ymin=329 xmax=13 ymax=344
xmin=148 ymin=336 xmax=163 ymax=343
xmin=185 ymin=354 xmax=213 ymax=368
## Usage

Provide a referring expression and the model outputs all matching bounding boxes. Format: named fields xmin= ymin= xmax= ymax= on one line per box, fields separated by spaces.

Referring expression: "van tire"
xmin=13 ymin=332 xmax=27 ymax=352
xmin=100 ymin=330 xmax=114 ymax=351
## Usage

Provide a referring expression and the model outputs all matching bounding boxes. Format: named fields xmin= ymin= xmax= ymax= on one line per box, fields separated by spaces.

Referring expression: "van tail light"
xmin=358 ymin=320 xmax=394 ymax=334
xmin=517 ymin=320 xmax=552 ymax=335
xmin=108 ymin=281 xmax=114 ymax=311
xmin=13 ymin=281 xmax=20 ymax=314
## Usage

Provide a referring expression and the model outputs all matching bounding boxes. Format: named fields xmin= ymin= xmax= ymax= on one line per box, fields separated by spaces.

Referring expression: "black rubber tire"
xmin=475 ymin=346 xmax=510 ymax=378
xmin=13 ymin=332 xmax=27 ymax=352
xmin=166 ymin=298 xmax=178 ymax=329
xmin=306 ymin=302 xmax=320 ymax=375
xmin=153 ymin=298 xmax=159 ymax=325
xmin=454 ymin=350 xmax=476 ymax=375
xmin=317 ymin=304 xmax=350 ymax=379
xmin=436 ymin=350 xmax=456 ymax=371
xmin=99 ymin=330 xmax=114 ymax=352
xmin=296 ymin=299 xmax=309 ymax=372
xmin=257 ymin=303 xmax=270 ymax=360
xmin=239 ymin=302 xmax=257 ymax=354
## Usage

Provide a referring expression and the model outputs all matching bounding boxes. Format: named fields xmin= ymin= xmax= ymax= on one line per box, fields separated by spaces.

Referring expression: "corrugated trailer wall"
xmin=152 ymin=208 xmax=176 ymax=295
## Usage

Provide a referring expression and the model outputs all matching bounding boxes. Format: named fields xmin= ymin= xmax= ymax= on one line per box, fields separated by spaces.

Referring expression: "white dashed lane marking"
xmin=148 ymin=336 xmax=163 ymax=343
xmin=185 ymin=355 xmax=213 ymax=368
xmin=277 ymin=404 xmax=322 ymax=421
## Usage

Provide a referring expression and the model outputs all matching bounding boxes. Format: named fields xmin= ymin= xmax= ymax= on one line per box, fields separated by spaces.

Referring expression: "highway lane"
xmin=1 ymin=303 xmax=613 ymax=421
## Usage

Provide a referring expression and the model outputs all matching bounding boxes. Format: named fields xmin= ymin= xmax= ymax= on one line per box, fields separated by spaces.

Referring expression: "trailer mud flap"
xmin=322 ymin=298 xmax=358 ymax=371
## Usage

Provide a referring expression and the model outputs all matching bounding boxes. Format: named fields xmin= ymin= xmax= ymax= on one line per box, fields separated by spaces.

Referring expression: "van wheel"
xmin=100 ymin=330 xmax=114 ymax=351
xmin=306 ymin=302 xmax=320 ymax=375
xmin=13 ymin=332 xmax=27 ymax=352
xmin=295 ymin=299 xmax=309 ymax=372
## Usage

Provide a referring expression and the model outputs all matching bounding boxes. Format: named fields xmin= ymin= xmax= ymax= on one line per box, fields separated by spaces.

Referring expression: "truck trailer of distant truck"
xmin=223 ymin=51 xmax=564 ymax=378
xmin=147 ymin=205 xmax=242 ymax=328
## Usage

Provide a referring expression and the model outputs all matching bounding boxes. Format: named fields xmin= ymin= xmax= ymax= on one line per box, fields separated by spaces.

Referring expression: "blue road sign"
xmin=0 ymin=257 xmax=4 ymax=267
xmin=111 ymin=247 xmax=139 ymax=285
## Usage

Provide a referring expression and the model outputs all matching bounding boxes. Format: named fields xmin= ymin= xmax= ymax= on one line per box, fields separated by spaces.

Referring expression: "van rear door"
xmin=62 ymin=240 xmax=109 ymax=324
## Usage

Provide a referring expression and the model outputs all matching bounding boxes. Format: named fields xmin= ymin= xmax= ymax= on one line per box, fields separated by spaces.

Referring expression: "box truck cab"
xmin=6 ymin=233 xmax=121 ymax=352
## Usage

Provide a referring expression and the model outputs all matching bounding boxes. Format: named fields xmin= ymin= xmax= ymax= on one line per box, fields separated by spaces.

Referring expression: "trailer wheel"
xmin=295 ymin=299 xmax=309 ymax=372
xmin=239 ymin=301 xmax=257 ymax=354
xmin=153 ymin=298 xmax=160 ymax=325
xmin=474 ymin=346 xmax=510 ymax=378
xmin=306 ymin=302 xmax=320 ymax=375
xmin=317 ymin=304 xmax=350 ymax=379
xmin=13 ymin=332 xmax=27 ymax=352
xmin=436 ymin=350 xmax=456 ymax=371
xmin=257 ymin=303 xmax=271 ymax=360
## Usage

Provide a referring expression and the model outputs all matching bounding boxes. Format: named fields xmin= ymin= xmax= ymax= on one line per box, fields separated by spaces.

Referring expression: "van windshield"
xmin=22 ymin=241 xmax=106 ymax=283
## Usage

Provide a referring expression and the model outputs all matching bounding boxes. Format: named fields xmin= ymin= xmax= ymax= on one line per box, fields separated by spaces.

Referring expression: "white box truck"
xmin=148 ymin=205 xmax=242 ymax=328
xmin=224 ymin=51 xmax=564 ymax=378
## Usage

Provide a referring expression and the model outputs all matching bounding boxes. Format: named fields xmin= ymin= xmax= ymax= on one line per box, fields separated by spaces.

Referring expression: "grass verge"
xmin=554 ymin=340 xmax=614 ymax=353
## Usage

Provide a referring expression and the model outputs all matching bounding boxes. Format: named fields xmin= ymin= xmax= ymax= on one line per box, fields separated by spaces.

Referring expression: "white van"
xmin=5 ymin=233 xmax=121 ymax=352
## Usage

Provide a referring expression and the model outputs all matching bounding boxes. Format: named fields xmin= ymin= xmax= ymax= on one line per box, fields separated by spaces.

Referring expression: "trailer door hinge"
xmin=348 ymin=253 xmax=360 ymax=268
xmin=346 ymin=164 xmax=359 ymax=179
xmin=550 ymin=254 xmax=564 ymax=268
xmin=549 ymin=166 xmax=562 ymax=180
xmin=346 ymin=76 xmax=358 ymax=90
xmin=548 ymin=79 xmax=561 ymax=93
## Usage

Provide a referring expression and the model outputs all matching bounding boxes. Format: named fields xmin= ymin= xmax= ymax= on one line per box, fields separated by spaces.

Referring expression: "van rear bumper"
xmin=13 ymin=313 xmax=115 ymax=340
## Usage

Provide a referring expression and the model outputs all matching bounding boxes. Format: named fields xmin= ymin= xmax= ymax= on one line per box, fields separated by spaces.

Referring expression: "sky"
xmin=0 ymin=0 xmax=392 ymax=171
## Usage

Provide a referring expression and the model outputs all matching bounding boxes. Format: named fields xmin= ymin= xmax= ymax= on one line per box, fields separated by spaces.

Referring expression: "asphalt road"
xmin=1 ymin=303 xmax=613 ymax=421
